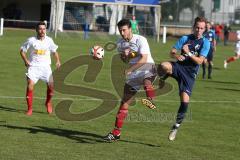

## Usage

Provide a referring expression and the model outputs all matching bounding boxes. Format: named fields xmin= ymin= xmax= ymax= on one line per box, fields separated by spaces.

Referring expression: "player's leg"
xmin=224 ymin=54 xmax=240 ymax=68
xmin=25 ymin=66 xmax=40 ymax=115
xmin=142 ymin=77 xmax=156 ymax=109
xmin=207 ymin=48 xmax=214 ymax=79
xmin=103 ymin=84 xmax=137 ymax=142
xmin=45 ymin=82 xmax=54 ymax=114
xmin=169 ymin=92 xmax=190 ymax=141
xmin=157 ymin=62 xmax=173 ymax=88
xmin=42 ymin=66 xmax=54 ymax=114
xmin=202 ymin=59 xmax=207 ymax=79
xmin=168 ymin=64 xmax=193 ymax=141
xmin=208 ymin=60 xmax=213 ymax=79
xmin=26 ymin=78 xmax=35 ymax=115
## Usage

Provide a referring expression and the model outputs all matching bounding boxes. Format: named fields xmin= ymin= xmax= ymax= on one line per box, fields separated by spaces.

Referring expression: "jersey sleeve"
xmin=139 ymin=37 xmax=151 ymax=55
xmin=200 ymin=39 xmax=210 ymax=57
xmin=20 ymin=38 xmax=32 ymax=53
xmin=173 ymin=36 xmax=188 ymax=50
xmin=49 ymin=38 xmax=58 ymax=53
xmin=116 ymin=39 xmax=123 ymax=54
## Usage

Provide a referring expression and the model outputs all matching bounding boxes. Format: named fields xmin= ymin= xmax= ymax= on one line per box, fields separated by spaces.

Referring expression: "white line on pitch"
xmin=0 ymin=95 xmax=240 ymax=103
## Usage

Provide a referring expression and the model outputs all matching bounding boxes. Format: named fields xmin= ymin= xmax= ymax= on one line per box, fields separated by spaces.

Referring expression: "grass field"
xmin=0 ymin=28 xmax=239 ymax=160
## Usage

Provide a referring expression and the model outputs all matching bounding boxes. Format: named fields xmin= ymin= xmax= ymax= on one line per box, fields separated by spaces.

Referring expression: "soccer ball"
xmin=90 ymin=45 xmax=104 ymax=60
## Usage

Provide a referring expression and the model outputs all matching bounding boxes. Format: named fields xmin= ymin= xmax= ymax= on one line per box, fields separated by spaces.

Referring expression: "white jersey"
xmin=117 ymin=34 xmax=154 ymax=65
xmin=235 ymin=41 xmax=240 ymax=55
xmin=21 ymin=36 xmax=58 ymax=66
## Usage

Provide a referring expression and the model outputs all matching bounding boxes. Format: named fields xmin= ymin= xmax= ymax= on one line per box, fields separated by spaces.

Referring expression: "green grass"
xmin=0 ymin=28 xmax=240 ymax=160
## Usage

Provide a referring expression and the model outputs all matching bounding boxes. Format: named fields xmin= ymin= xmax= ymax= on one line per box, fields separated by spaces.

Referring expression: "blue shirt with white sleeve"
xmin=173 ymin=34 xmax=210 ymax=74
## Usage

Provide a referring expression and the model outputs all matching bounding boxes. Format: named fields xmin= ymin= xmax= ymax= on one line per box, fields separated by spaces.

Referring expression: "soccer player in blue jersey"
xmin=202 ymin=21 xmax=216 ymax=79
xmin=157 ymin=17 xmax=210 ymax=141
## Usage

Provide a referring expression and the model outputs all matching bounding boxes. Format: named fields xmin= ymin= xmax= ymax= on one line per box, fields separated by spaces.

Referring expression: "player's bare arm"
xmin=182 ymin=44 xmax=205 ymax=64
xmin=170 ymin=48 xmax=185 ymax=61
xmin=53 ymin=52 xmax=61 ymax=68
xmin=20 ymin=49 xmax=30 ymax=67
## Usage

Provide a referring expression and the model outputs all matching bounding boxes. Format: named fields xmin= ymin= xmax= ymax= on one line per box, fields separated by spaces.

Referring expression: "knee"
xmin=157 ymin=62 xmax=171 ymax=76
xmin=27 ymin=83 xmax=34 ymax=91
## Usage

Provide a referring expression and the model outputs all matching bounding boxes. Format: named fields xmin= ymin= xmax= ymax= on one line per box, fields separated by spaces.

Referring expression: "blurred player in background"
xmin=20 ymin=21 xmax=61 ymax=116
xmin=157 ymin=17 xmax=210 ymax=141
xmin=224 ymin=30 xmax=240 ymax=69
xmin=130 ymin=15 xmax=139 ymax=34
xmin=103 ymin=19 xmax=156 ymax=142
xmin=202 ymin=21 xmax=216 ymax=79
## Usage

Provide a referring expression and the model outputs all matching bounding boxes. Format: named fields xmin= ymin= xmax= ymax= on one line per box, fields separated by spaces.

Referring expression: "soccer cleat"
xmin=103 ymin=132 xmax=120 ymax=142
xmin=25 ymin=109 xmax=32 ymax=116
xmin=141 ymin=98 xmax=156 ymax=109
xmin=45 ymin=102 xmax=53 ymax=114
xmin=224 ymin=60 xmax=228 ymax=69
xmin=168 ymin=128 xmax=178 ymax=141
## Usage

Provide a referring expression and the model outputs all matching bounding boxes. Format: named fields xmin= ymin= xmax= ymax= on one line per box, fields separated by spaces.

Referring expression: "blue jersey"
xmin=204 ymin=29 xmax=216 ymax=47
xmin=173 ymin=34 xmax=210 ymax=75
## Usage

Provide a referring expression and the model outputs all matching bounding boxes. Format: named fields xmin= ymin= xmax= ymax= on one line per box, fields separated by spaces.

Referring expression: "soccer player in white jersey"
xmin=20 ymin=22 xmax=61 ymax=116
xmin=103 ymin=19 xmax=157 ymax=142
xmin=224 ymin=30 xmax=240 ymax=68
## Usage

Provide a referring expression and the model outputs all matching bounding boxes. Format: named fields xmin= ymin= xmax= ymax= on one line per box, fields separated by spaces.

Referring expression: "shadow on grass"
xmin=206 ymin=87 xmax=240 ymax=92
xmin=212 ymin=67 xmax=222 ymax=70
xmin=0 ymin=105 xmax=24 ymax=113
xmin=0 ymin=105 xmax=47 ymax=114
xmin=0 ymin=124 xmax=160 ymax=147
xmin=200 ymin=80 xmax=240 ymax=85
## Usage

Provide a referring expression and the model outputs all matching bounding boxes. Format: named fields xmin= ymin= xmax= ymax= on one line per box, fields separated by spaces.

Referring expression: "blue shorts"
xmin=171 ymin=62 xmax=195 ymax=96
xmin=207 ymin=47 xmax=214 ymax=61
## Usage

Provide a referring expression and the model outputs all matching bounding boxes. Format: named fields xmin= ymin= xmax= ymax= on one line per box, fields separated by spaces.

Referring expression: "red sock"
xmin=112 ymin=107 xmax=128 ymax=136
xmin=144 ymin=84 xmax=155 ymax=100
xmin=26 ymin=88 xmax=33 ymax=111
xmin=45 ymin=87 xmax=54 ymax=105
xmin=227 ymin=57 xmax=235 ymax=63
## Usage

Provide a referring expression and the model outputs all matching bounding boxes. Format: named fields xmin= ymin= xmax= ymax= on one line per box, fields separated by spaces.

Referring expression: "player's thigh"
xmin=122 ymin=83 xmax=137 ymax=105
xmin=27 ymin=78 xmax=35 ymax=90
xmin=40 ymin=66 xmax=53 ymax=84
xmin=26 ymin=66 xmax=40 ymax=84
xmin=143 ymin=76 xmax=155 ymax=87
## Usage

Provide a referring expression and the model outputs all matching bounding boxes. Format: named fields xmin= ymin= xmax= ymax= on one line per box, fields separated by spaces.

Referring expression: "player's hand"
xmin=182 ymin=44 xmax=190 ymax=53
xmin=175 ymin=55 xmax=185 ymax=61
xmin=120 ymin=53 xmax=129 ymax=63
xmin=123 ymin=48 xmax=131 ymax=56
xmin=56 ymin=61 xmax=61 ymax=69
xmin=24 ymin=60 xmax=30 ymax=68
xmin=124 ymin=68 xmax=132 ymax=76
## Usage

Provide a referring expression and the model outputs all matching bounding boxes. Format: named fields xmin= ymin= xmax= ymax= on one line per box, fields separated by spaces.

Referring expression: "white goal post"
xmin=0 ymin=18 xmax=4 ymax=36
xmin=49 ymin=0 xmax=161 ymax=42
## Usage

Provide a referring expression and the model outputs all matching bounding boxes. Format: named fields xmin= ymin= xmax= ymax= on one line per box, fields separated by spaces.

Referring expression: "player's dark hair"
xmin=117 ymin=19 xmax=131 ymax=28
xmin=36 ymin=21 xmax=46 ymax=31
xmin=193 ymin=16 xmax=207 ymax=28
